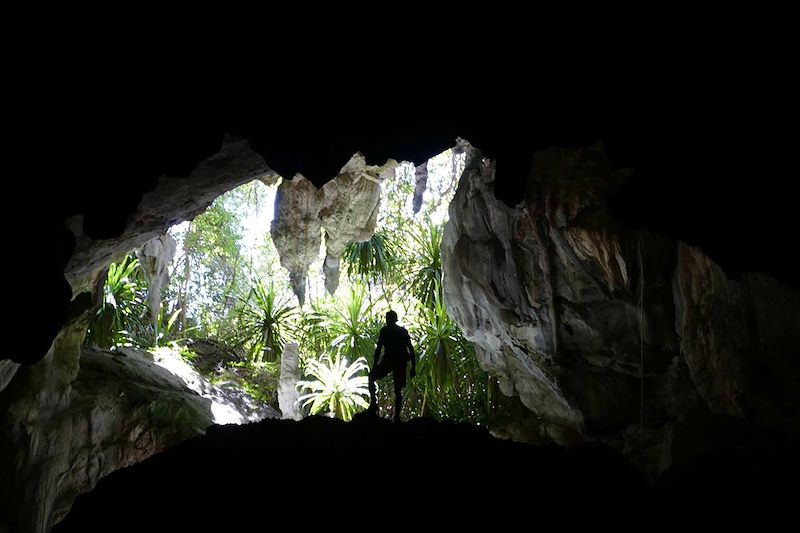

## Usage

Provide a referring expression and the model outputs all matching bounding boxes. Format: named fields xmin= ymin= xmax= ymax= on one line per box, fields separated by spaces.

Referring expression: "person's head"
xmin=385 ymin=310 xmax=398 ymax=324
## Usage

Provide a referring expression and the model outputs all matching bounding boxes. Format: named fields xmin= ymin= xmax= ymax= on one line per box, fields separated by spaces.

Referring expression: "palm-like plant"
xmin=297 ymin=299 xmax=331 ymax=361
xmin=151 ymin=305 xmax=186 ymax=347
xmin=342 ymin=231 xmax=400 ymax=293
xmin=406 ymin=222 xmax=443 ymax=308
xmin=85 ymin=255 xmax=149 ymax=349
xmin=313 ymin=282 xmax=378 ymax=365
xmin=297 ymin=355 xmax=370 ymax=421
xmin=403 ymin=283 xmax=495 ymax=422
xmin=415 ymin=288 xmax=456 ymax=393
xmin=234 ymin=278 xmax=297 ymax=362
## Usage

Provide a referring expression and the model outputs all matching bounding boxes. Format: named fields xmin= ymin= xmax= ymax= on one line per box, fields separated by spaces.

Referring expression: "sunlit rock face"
xmin=443 ymin=144 xmax=800 ymax=450
xmin=278 ymin=342 xmax=302 ymax=420
xmin=271 ymin=153 xmax=397 ymax=304
xmin=319 ymin=154 xmax=395 ymax=295
xmin=0 ymin=360 xmax=19 ymax=394
xmin=0 ymin=309 xmax=275 ymax=532
xmin=65 ymin=137 xmax=277 ymax=293
xmin=412 ymin=161 xmax=428 ymax=214
xmin=0 ymin=138 xmax=282 ymax=531
xmin=0 ymin=343 xmax=212 ymax=533
xmin=149 ymin=346 xmax=280 ymax=425
xmin=136 ymin=233 xmax=177 ymax=325
xmin=270 ymin=174 xmax=323 ymax=306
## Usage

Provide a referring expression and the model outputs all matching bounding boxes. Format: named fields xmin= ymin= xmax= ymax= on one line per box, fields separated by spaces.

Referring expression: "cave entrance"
xmin=83 ymin=145 xmax=518 ymax=426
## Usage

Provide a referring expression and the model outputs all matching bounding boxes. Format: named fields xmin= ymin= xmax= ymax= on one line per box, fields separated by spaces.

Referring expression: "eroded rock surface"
xmin=136 ymin=233 xmax=177 ymax=325
xmin=270 ymin=175 xmax=323 ymax=306
xmin=0 ymin=346 xmax=212 ymax=533
xmin=442 ymin=144 xmax=800 ymax=464
xmin=271 ymin=153 xmax=396 ymax=304
xmin=0 ymin=360 xmax=19 ymax=394
xmin=278 ymin=342 xmax=302 ymax=420
xmin=65 ymin=137 xmax=277 ymax=293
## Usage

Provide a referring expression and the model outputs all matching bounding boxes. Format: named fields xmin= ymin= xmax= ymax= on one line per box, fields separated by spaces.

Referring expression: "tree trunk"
xmin=179 ymin=222 xmax=192 ymax=332
xmin=217 ymin=246 xmax=242 ymax=338
xmin=262 ymin=323 xmax=272 ymax=362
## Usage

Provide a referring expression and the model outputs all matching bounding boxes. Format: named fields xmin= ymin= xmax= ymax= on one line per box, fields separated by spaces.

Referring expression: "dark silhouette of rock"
xmin=54 ymin=416 xmax=649 ymax=532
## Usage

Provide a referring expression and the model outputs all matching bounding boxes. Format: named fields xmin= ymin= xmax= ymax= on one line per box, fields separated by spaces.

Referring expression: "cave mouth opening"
xmin=81 ymin=145 xmax=525 ymax=428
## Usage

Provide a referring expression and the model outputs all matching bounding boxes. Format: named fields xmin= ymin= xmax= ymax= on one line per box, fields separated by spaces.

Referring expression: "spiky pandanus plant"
xmin=234 ymin=278 xmax=297 ymax=362
xmin=405 ymin=222 xmax=443 ymax=308
xmin=341 ymin=231 xmax=400 ymax=303
xmin=407 ymin=285 xmax=492 ymax=422
xmin=297 ymin=299 xmax=331 ymax=362
xmin=416 ymin=288 xmax=456 ymax=395
xmin=312 ymin=282 xmax=378 ymax=366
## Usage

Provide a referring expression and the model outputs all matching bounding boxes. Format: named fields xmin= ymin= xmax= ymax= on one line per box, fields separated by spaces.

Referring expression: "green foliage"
xmin=406 ymin=305 xmax=493 ymax=423
xmin=150 ymin=162 xmax=516 ymax=427
xmin=297 ymin=355 xmax=370 ymax=421
xmin=185 ymin=203 xmax=241 ymax=295
xmin=342 ymin=231 xmax=399 ymax=283
xmin=148 ymin=343 xmax=198 ymax=364
xmin=166 ymin=198 xmax=246 ymax=338
xmin=405 ymin=222 xmax=443 ymax=307
xmin=233 ymin=278 xmax=297 ymax=362
xmin=219 ymin=359 xmax=281 ymax=405
xmin=308 ymin=282 xmax=379 ymax=365
xmin=85 ymin=255 xmax=148 ymax=349
xmin=378 ymin=162 xmax=415 ymax=236
xmin=415 ymin=288 xmax=456 ymax=391
xmin=296 ymin=300 xmax=330 ymax=362
xmin=178 ymin=345 xmax=198 ymax=364
xmin=149 ymin=305 xmax=186 ymax=347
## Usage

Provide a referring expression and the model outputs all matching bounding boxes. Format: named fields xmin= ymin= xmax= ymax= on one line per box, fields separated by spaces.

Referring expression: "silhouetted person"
xmin=368 ymin=310 xmax=416 ymax=423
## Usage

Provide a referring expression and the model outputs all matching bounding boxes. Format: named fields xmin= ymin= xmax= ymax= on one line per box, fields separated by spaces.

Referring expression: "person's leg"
xmin=393 ymin=382 xmax=403 ymax=423
xmin=368 ymin=368 xmax=378 ymax=413
xmin=392 ymin=366 xmax=407 ymax=423
xmin=368 ymin=361 xmax=390 ymax=415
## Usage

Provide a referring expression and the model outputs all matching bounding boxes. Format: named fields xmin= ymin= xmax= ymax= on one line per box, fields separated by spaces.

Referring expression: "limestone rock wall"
xmin=442 ymin=144 xmax=800 ymax=448
xmin=65 ymin=137 xmax=277 ymax=293
xmin=136 ymin=233 xmax=177 ymax=325
xmin=0 ymin=345 xmax=212 ymax=533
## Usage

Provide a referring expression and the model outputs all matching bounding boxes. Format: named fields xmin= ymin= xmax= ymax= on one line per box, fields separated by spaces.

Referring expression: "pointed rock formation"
xmin=270 ymin=153 xmax=397 ymax=304
xmin=278 ymin=342 xmax=303 ymax=420
xmin=136 ymin=233 xmax=177 ymax=326
xmin=270 ymin=175 xmax=322 ymax=306
xmin=412 ymin=161 xmax=428 ymax=214
xmin=319 ymin=153 xmax=394 ymax=295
